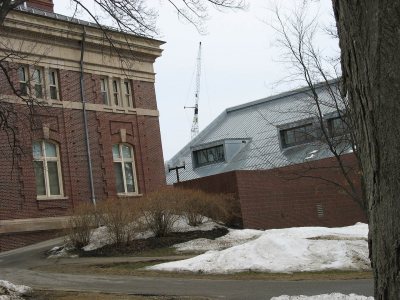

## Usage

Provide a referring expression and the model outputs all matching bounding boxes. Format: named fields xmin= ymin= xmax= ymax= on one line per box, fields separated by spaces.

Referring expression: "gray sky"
xmin=52 ymin=0 xmax=338 ymax=161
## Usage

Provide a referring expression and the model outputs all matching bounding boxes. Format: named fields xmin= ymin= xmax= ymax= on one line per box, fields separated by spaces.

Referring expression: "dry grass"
xmin=34 ymin=262 xmax=373 ymax=281
xmin=30 ymin=290 xmax=211 ymax=300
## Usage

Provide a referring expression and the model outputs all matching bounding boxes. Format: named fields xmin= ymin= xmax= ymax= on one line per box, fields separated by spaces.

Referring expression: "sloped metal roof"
xmin=166 ymin=81 xmax=350 ymax=184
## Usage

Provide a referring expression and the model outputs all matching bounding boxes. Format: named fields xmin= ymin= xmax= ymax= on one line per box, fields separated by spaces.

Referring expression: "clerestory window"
xmin=193 ymin=144 xmax=225 ymax=167
xmin=280 ymin=123 xmax=314 ymax=148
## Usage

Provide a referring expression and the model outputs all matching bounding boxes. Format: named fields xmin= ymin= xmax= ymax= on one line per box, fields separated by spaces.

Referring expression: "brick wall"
xmin=0 ymin=67 xmax=166 ymax=251
xmin=176 ymin=154 xmax=366 ymax=229
xmin=0 ymin=230 xmax=60 ymax=252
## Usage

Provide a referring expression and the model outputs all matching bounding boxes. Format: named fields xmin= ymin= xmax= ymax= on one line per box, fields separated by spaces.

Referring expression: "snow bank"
xmin=174 ymin=228 xmax=262 ymax=252
xmin=0 ymin=280 xmax=32 ymax=300
xmin=82 ymin=218 xmax=222 ymax=251
xmin=148 ymin=223 xmax=370 ymax=274
xmin=271 ymin=294 xmax=373 ymax=300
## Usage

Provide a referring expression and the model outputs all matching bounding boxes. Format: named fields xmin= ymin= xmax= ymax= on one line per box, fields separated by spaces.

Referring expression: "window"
xmin=17 ymin=66 xmax=28 ymax=96
xmin=100 ymin=78 xmax=109 ymax=105
xmin=48 ymin=69 xmax=59 ymax=100
xmin=123 ymin=80 xmax=132 ymax=107
xmin=328 ymin=117 xmax=348 ymax=137
xmin=112 ymin=79 xmax=121 ymax=106
xmin=32 ymin=68 xmax=44 ymax=98
xmin=113 ymin=144 xmax=138 ymax=194
xmin=33 ymin=140 xmax=63 ymax=198
xmin=193 ymin=145 xmax=225 ymax=167
xmin=280 ymin=123 xmax=314 ymax=148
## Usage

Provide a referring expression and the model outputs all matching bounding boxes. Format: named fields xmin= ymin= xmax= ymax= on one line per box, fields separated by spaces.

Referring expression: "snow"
xmin=174 ymin=228 xmax=262 ymax=252
xmin=148 ymin=223 xmax=370 ymax=274
xmin=271 ymin=294 xmax=373 ymax=300
xmin=0 ymin=280 xmax=32 ymax=300
xmin=82 ymin=218 xmax=222 ymax=251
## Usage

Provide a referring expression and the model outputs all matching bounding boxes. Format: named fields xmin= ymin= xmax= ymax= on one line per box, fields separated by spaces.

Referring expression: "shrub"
xmin=177 ymin=188 xmax=241 ymax=227
xmin=179 ymin=189 xmax=210 ymax=226
xmin=138 ymin=188 xmax=181 ymax=237
xmin=65 ymin=202 xmax=97 ymax=249
xmin=205 ymin=192 xmax=242 ymax=227
xmin=97 ymin=199 xmax=142 ymax=246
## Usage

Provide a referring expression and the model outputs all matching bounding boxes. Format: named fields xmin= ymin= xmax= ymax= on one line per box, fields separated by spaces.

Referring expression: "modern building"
xmin=167 ymin=82 xmax=366 ymax=229
xmin=0 ymin=0 xmax=166 ymax=251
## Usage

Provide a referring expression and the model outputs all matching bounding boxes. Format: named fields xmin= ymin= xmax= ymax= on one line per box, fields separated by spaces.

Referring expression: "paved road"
xmin=0 ymin=238 xmax=374 ymax=300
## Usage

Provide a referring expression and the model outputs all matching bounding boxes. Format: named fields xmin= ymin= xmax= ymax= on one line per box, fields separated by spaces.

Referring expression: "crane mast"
xmin=191 ymin=42 xmax=202 ymax=139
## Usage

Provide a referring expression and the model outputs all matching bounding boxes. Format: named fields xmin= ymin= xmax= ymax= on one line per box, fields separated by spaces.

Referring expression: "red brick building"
xmin=0 ymin=1 xmax=166 ymax=251
xmin=168 ymin=82 xmax=367 ymax=229
xmin=176 ymin=154 xmax=366 ymax=229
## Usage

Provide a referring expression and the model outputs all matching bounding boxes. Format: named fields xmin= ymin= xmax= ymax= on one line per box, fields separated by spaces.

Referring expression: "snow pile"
xmin=148 ymin=223 xmax=370 ymax=274
xmin=271 ymin=294 xmax=373 ymax=300
xmin=0 ymin=280 xmax=32 ymax=300
xmin=82 ymin=218 xmax=222 ymax=251
xmin=174 ymin=228 xmax=262 ymax=252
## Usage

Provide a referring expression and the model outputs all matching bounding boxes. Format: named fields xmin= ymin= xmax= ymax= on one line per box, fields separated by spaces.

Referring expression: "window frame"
xmin=17 ymin=65 xmax=29 ymax=96
xmin=100 ymin=77 xmax=110 ymax=105
xmin=33 ymin=140 xmax=64 ymax=200
xmin=32 ymin=67 xmax=44 ymax=99
xmin=48 ymin=69 xmax=60 ymax=100
xmin=123 ymin=80 xmax=133 ymax=108
xmin=280 ymin=123 xmax=315 ymax=149
xmin=112 ymin=143 xmax=139 ymax=196
xmin=193 ymin=144 xmax=225 ymax=168
xmin=327 ymin=116 xmax=348 ymax=137
xmin=112 ymin=79 xmax=121 ymax=107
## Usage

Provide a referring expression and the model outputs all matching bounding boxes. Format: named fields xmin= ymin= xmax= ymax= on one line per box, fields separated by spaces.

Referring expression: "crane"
xmin=185 ymin=42 xmax=202 ymax=139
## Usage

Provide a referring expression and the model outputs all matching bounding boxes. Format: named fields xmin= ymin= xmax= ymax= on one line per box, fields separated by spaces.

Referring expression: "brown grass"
xmin=31 ymin=290 xmax=211 ymax=300
xmin=34 ymin=262 xmax=373 ymax=281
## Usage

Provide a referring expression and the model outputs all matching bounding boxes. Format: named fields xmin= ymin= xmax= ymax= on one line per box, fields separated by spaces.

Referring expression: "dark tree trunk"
xmin=332 ymin=1 xmax=400 ymax=298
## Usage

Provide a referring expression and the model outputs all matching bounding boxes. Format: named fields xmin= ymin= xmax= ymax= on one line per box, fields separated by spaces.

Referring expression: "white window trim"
xmin=17 ymin=65 xmax=29 ymax=96
xmin=112 ymin=79 xmax=122 ymax=107
xmin=113 ymin=143 xmax=139 ymax=196
xmin=123 ymin=80 xmax=133 ymax=108
xmin=48 ymin=68 xmax=60 ymax=100
xmin=100 ymin=77 xmax=110 ymax=105
xmin=34 ymin=140 xmax=64 ymax=200
xmin=32 ymin=67 xmax=44 ymax=99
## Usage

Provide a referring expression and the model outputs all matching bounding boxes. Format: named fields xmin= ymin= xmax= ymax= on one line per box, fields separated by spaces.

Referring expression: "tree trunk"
xmin=332 ymin=1 xmax=400 ymax=298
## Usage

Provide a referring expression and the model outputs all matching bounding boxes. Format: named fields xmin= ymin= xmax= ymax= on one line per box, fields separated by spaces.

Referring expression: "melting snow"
xmin=148 ymin=223 xmax=370 ymax=274
xmin=271 ymin=294 xmax=373 ymax=300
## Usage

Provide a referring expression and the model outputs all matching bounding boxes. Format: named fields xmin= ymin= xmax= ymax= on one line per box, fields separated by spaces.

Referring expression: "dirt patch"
xmin=35 ymin=262 xmax=373 ymax=281
xmin=75 ymin=228 xmax=228 ymax=257
xmin=307 ymin=235 xmax=368 ymax=241
xmin=30 ymin=290 xmax=212 ymax=300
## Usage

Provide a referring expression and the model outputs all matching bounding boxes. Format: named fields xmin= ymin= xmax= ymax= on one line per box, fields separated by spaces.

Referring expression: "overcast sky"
xmin=52 ymin=0 xmax=338 ymax=161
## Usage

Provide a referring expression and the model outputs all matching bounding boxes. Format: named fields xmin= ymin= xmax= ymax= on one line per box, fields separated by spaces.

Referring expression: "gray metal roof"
xmin=166 ymin=81 xmax=350 ymax=184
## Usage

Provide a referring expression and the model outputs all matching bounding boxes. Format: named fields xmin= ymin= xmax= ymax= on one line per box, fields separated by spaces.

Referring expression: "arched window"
xmin=33 ymin=140 xmax=63 ymax=198
xmin=112 ymin=144 xmax=138 ymax=195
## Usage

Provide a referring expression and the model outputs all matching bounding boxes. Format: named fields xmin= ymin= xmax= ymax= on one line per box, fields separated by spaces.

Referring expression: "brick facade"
xmin=176 ymin=154 xmax=367 ymax=229
xmin=0 ymin=9 xmax=166 ymax=251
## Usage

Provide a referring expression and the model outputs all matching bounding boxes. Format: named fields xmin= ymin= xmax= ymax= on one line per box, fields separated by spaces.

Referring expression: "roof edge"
xmin=226 ymin=78 xmax=340 ymax=113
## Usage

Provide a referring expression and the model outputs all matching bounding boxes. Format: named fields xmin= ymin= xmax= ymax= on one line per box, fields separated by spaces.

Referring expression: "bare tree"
xmin=263 ymin=3 xmax=363 ymax=208
xmin=332 ymin=0 xmax=400 ymax=298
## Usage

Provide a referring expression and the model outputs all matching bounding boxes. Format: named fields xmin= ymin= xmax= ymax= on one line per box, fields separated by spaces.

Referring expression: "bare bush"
xmin=97 ymin=199 xmax=142 ymax=246
xmin=178 ymin=189 xmax=213 ymax=226
xmin=197 ymin=192 xmax=241 ymax=227
xmin=138 ymin=188 xmax=181 ymax=237
xmin=64 ymin=202 xmax=97 ymax=249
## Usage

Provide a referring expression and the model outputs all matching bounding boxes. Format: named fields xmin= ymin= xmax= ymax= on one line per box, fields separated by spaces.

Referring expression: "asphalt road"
xmin=0 ymin=238 xmax=374 ymax=300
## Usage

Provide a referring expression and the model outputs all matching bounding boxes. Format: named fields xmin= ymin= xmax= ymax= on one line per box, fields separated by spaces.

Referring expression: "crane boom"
xmin=191 ymin=42 xmax=202 ymax=139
